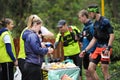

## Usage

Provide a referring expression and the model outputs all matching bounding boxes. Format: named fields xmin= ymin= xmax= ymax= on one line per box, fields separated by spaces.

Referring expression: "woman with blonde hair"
xmin=22 ymin=14 xmax=53 ymax=80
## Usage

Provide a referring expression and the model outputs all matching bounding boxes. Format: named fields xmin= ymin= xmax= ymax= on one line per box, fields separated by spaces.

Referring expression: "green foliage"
xmin=109 ymin=61 xmax=120 ymax=80
xmin=32 ymin=0 xmax=100 ymax=33
xmin=0 ymin=0 xmax=120 ymax=61
xmin=109 ymin=20 xmax=120 ymax=61
xmin=31 ymin=0 xmax=120 ymax=61
xmin=0 ymin=0 xmax=32 ymax=38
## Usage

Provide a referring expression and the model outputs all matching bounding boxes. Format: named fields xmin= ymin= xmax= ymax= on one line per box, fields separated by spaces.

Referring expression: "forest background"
xmin=0 ymin=0 xmax=120 ymax=80
xmin=0 ymin=0 xmax=120 ymax=79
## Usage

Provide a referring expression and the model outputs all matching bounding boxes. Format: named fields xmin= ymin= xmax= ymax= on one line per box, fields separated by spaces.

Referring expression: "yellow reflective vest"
xmin=0 ymin=31 xmax=16 ymax=63
xmin=18 ymin=27 xmax=28 ymax=59
xmin=55 ymin=26 xmax=81 ymax=56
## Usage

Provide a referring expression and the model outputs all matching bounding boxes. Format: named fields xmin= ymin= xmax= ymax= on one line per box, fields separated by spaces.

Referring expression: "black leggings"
xmin=1 ymin=62 xmax=14 ymax=80
xmin=18 ymin=58 xmax=25 ymax=74
xmin=22 ymin=62 xmax=42 ymax=80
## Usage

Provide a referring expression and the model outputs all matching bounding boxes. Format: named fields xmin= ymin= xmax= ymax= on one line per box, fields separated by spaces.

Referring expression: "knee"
xmin=88 ymin=67 xmax=93 ymax=72
xmin=102 ymin=68 xmax=106 ymax=74
xmin=101 ymin=68 xmax=104 ymax=73
xmin=85 ymin=70 xmax=91 ymax=77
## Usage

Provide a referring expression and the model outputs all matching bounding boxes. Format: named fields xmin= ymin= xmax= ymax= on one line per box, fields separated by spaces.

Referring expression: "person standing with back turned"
xmin=80 ymin=4 xmax=114 ymax=80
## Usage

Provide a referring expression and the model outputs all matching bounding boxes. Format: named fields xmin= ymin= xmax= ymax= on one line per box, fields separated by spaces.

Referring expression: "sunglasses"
xmin=31 ymin=16 xmax=41 ymax=26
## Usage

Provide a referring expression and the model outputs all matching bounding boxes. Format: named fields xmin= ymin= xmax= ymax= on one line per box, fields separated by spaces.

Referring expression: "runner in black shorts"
xmin=78 ymin=9 xmax=97 ymax=80
xmin=80 ymin=4 xmax=114 ymax=80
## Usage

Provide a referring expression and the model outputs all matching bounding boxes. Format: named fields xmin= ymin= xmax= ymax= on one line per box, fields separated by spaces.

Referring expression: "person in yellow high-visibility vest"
xmin=54 ymin=20 xmax=82 ymax=80
xmin=0 ymin=18 xmax=18 ymax=80
xmin=17 ymin=27 xmax=28 ymax=75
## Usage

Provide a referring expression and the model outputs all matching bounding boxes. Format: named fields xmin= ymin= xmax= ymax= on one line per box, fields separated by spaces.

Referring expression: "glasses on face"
xmin=31 ymin=16 xmax=41 ymax=26
xmin=36 ymin=21 xmax=41 ymax=25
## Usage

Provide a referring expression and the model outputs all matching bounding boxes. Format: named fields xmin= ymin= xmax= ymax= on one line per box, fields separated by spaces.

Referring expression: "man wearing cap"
xmin=54 ymin=20 xmax=82 ymax=80
xmin=80 ymin=4 xmax=114 ymax=80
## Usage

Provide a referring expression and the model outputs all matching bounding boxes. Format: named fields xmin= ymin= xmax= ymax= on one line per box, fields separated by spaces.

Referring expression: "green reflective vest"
xmin=0 ymin=31 xmax=16 ymax=63
xmin=55 ymin=26 xmax=81 ymax=56
xmin=18 ymin=27 xmax=28 ymax=59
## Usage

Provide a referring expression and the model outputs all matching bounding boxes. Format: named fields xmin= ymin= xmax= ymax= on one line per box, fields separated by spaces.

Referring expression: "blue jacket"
xmin=22 ymin=29 xmax=48 ymax=66
xmin=81 ymin=20 xmax=96 ymax=54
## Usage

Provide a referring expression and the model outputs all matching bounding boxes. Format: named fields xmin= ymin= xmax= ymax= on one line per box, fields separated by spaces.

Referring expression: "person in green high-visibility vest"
xmin=17 ymin=27 xmax=28 ymax=76
xmin=54 ymin=20 xmax=82 ymax=80
xmin=0 ymin=18 xmax=18 ymax=80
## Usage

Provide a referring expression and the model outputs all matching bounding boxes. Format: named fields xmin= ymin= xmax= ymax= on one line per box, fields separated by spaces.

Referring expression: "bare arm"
xmin=42 ymin=31 xmax=54 ymax=38
xmin=104 ymin=33 xmax=114 ymax=55
xmin=41 ymin=26 xmax=54 ymax=38
xmin=108 ymin=34 xmax=114 ymax=46
xmin=85 ymin=37 xmax=97 ymax=51
xmin=79 ymin=37 xmax=97 ymax=57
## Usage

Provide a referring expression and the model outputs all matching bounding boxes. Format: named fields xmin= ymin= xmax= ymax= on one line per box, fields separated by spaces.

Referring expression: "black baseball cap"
xmin=57 ymin=20 xmax=66 ymax=28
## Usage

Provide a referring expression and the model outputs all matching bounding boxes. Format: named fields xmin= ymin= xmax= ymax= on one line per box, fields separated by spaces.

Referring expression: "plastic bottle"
xmin=44 ymin=55 xmax=48 ymax=65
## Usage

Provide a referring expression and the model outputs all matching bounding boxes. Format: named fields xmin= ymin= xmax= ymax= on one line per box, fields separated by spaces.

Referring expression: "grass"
xmin=82 ymin=61 xmax=120 ymax=80
xmin=81 ymin=64 xmax=104 ymax=80
xmin=109 ymin=61 xmax=120 ymax=80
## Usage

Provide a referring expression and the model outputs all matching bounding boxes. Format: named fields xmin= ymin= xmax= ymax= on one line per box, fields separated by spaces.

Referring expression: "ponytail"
xmin=0 ymin=18 xmax=13 ymax=27
xmin=27 ymin=14 xmax=43 ymax=29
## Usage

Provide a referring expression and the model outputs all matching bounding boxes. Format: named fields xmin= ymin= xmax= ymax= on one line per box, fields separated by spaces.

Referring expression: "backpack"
xmin=60 ymin=26 xmax=80 ymax=46
xmin=68 ymin=26 xmax=80 ymax=42
xmin=94 ymin=16 xmax=110 ymax=43
xmin=80 ymin=21 xmax=93 ymax=42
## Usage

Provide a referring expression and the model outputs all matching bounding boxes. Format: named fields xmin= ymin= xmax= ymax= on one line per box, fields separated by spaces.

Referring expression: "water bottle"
xmin=45 ymin=42 xmax=53 ymax=48
xmin=44 ymin=55 xmax=48 ymax=65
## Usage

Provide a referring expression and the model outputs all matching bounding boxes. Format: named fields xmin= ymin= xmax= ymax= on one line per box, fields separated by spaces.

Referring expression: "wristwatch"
xmin=106 ymin=46 xmax=112 ymax=51
xmin=83 ymin=49 xmax=87 ymax=53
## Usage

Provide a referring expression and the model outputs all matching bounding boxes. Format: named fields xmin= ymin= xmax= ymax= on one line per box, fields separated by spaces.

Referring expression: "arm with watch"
xmin=102 ymin=46 xmax=112 ymax=58
xmin=79 ymin=33 xmax=114 ymax=58
xmin=103 ymin=34 xmax=114 ymax=55
xmin=79 ymin=37 xmax=97 ymax=57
